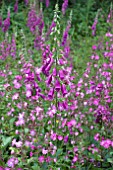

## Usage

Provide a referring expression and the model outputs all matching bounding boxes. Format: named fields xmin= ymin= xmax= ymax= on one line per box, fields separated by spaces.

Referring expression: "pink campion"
xmin=72 ymin=156 xmax=78 ymax=163
xmin=14 ymin=83 xmax=22 ymax=89
xmin=42 ymin=148 xmax=48 ymax=155
xmin=100 ymin=139 xmax=111 ymax=149
xmin=30 ymin=130 xmax=36 ymax=136
xmin=0 ymin=167 xmax=4 ymax=170
xmin=92 ymin=45 xmax=97 ymax=50
xmin=57 ymin=135 xmax=63 ymax=141
xmin=26 ymin=89 xmax=32 ymax=97
xmin=12 ymin=139 xmax=17 ymax=146
xmin=50 ymin=133 xmax=57 ymax=141
xmin=94 ymin=133 xmax=100 ymax=141
xmin=7 ymin=157 xmax=18 ymax=168
xmin=12 ymin=93 xmax=19 ymax=100
xmin=38 ymin=156 xmax=45 ymax=163
xmin=15 ymin=141 xmax=23 ymax=148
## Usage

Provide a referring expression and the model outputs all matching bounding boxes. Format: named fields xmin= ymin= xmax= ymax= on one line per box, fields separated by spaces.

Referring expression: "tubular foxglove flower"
xmin=61 ymin=24 xmax=70 ymax=46
xmin=10 ymin=34 xmax=16 ymax=58
xmin=91 ymin=18 xmax=98 ymax=36
xmin=61 ymin=84 xmax=68 ymax=97
xmin=62 ymin=0 xmax=68 ymax=15
xmin=46 ymin=74 xmax=52 ymax=86
xmin=48 ymin=88 xmax=54 ymax=99
xmin=55 ymin=79 xmax=61 ymax=92
xmin=46 ymin=21 xmax=56 ymax=40
xmin=14 ymin=0 xmax=18 ymax=13
xmin=59 ymin=69 xmax=65 ymax=80
xmin=2 ymin=11 xmax=10 ymax=32
xmin=46 ymin=0 xmax=50 ymax=8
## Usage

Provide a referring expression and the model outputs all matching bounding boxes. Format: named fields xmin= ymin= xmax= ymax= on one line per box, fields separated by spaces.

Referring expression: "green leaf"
xmin=56 ymin=149 xmax=63 ymax=157
xmin=2 ymin=136 xmax=12 ymax=147
xmin=0 ymin=160 xmax=5 ymax=167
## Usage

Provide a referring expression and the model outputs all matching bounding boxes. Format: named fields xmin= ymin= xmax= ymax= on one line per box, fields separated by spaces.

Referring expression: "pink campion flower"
xmin=74 ymin=147 xmax=78 ymax=153
xmin=106 ymin=32 xmax=113 ymax=37
xmin=7 ymin=157 xmax=18 ymax=168
xmin=51 ymin=133 xmax=57 ymax=141
xmin=14 ymin=83 xmax=22 ymax=89
xmin=26 ymin=89 xmax=32 ymax=97
xmin=30 ymin=152 xmax=33 ymax=157
xmin=12 ymin=139 xmax=17 ymax=146
xmin=12 ymin=93 xmax=19 ymax=100
xmin=30 ymin=130 xmax=36 ymax=136
xmin=38 ymin=156 xmax=45 ymax=163
xmin=58 ymin=135 xmax=63 ymax=141
xmin=15 ymin=141 xmax=22 ymax=148
xmin=100 ymin=139 xmax=111 ymax=149
xmin=42 ymin=148 xmax=48 ymax=155
xmin=94 ymin=133 xmax=100 ymax=141
xmin=0 ymin=166 xmax=4 ymax=170
xmin=92 ymin=45 xmax=97 ymax=50
xmin=72 ymin=156 xmax=78 ymax=163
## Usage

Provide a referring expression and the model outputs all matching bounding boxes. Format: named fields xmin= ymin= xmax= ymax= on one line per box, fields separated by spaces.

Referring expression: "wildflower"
xmin=2 ymin=11 xmax=10 ymax=32
xmin=61 ymin=24 xmax=70 ymax=46
xmin=100 ymin=139 xmax=111 ymax=149
xmin=42 ymin=148 xmax=48 ymax=155
xmin=61 ymin=84 xmax=68 ymax=97
xmin=14 ymin=0 xmax=18 ymax=13
xmin=72 ymin=156 xmax=78 ymax=163
xmin=46 ymin=0 xmax=50 ymax=8
xmin=62 ymin=0 xmax=68 ymax=15
xmin=38 ymin=156 xmax=45 ymax=163
xmin=24 ymin=0 xmax=29 ymax=5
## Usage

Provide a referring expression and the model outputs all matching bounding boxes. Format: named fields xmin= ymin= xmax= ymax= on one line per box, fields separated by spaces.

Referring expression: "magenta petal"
xmin=46 ymin=74 xmax=52 ymax=86
xmin=55 ymin=79 xmax=61 ymax=92
xmin=48 ymin=88 xmax=54 ymax=99
xmin=59 ymin=70 xmax=65 ymax=80
xmin=61 ymin=84 xmax=68 ymax=96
